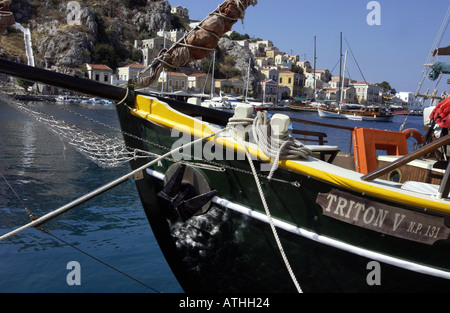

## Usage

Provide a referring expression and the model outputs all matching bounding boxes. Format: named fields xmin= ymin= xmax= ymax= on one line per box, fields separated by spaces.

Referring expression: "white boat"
xmin=201 ymin=96 xmax=232 ymax=109
xmin=79 ymin=97 xmax=113 ymax=105
xmin=55 ymin=95 xmax=70 ymax=103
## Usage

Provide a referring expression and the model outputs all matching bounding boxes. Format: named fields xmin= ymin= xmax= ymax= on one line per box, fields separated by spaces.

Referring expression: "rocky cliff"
xmin=2 ymin=0 xmax=258 ymax=90
xmin=3 ymin=0 xmax=174 ymax=73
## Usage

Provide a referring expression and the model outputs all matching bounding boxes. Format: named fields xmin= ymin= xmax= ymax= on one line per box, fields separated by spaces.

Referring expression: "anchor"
xmin=157 ymin=163 xmax=217 ymax=222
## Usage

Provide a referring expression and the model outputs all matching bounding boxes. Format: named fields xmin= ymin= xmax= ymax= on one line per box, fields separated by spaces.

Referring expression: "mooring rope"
xmin=2 ymin=93 xmax=303 ymax=292
xmin=226 ymin=113 xmax=304 ymax=293
xmin=0 ymin=128 xmax=227 ymax=241
xmin=251 ymin=111 xmax=311 ymax=179
xmin=0 ymin=171 xmax=162 ymax=292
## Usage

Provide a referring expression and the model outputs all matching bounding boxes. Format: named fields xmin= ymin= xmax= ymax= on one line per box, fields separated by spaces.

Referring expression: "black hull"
xmin=115 ymin=97 xmax=450 ymax=293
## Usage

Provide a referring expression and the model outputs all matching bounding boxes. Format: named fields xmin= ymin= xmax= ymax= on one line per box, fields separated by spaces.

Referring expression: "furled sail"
xmin=0 ymin=0 xmax=14 ymax=33
xmin=139 ymin=0 xmax=257 ymax=86
xmin=433 ymin=45 xmax=450 ymax=56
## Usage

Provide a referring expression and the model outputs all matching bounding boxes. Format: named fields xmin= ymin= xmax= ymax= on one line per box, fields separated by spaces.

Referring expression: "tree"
xmin=120 ymin=0 xmax=147 ymax=9
xmin=225 ymin=31 xmax=250 ymax=41
xmin=219 ymin=55 xmax=240 ymax=78
xmin=93 ymin=43 xmax=118 ymax=69
xmin=16 ymin=78 xmax=34 ymax=90
xmin=291 ymin=63 xmax=303 ymax=75
xmin=201 ymin=58 xmax=219 ymax=77
xmin=131 ymin=48 xmax=143 ymax=63
xmin=376 ymin=81 xmax=395 ymax=94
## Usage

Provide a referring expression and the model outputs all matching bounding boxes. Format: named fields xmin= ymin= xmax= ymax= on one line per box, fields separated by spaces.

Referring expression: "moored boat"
xmin=2 ymin=61 xmax=450 ymax=293
xmin=289 ymin=103 xmax=317 ymax=112
xmin=113 ymin=92 xmax=450 ymax=292
xmin=1 ymin=0 xmax=450 ymax=294
xmin=317 ymin=104 xmax=394 ymax=122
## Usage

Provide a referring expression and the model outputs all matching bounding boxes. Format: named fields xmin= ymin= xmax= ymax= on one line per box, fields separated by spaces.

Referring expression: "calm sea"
xmin=0 ymin=99 xmax=425 ymax=293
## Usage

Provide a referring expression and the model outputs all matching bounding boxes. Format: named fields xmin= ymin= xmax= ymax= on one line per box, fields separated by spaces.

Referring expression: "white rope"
xmin=0 ymin=127 xmax=227 ymax=241
xmin=251 ymin=111 xmax=311 ymax=179
xmin=227 ymin=115 xmax=303 ymax=293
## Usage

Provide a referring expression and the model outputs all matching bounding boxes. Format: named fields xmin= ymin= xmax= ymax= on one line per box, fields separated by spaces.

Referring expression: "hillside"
xmin=1 ymin=0 xmax=260 ymax=92
xmin=1 ymin=0 xmax=184 ymax=75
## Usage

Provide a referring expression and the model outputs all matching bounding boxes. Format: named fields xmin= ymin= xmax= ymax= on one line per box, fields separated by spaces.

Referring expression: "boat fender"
xmin=402 ymin=128 xmax=424 ymax=145
xmin=157 ymin=163 xmax=217 ymax=222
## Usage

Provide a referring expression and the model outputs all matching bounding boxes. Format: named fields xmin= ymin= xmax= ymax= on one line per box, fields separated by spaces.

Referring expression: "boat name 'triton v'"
xmin=316 ymin=189 xmax=450 ymax=245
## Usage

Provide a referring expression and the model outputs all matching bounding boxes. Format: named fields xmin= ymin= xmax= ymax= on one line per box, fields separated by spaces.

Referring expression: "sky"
xmin=171 ymin=0 xmax=450 ymax=94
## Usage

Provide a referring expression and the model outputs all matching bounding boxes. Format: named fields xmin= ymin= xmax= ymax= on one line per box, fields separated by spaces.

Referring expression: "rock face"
xmin=5 ymin=0 xmax=259 ymax=84
xmin=132 ymin=0 xmax=172 ymax=33
xmin=218 ymin=37 xmax=259 ymax=93
xmin=7 ymin=0 xmax=174 ymax=72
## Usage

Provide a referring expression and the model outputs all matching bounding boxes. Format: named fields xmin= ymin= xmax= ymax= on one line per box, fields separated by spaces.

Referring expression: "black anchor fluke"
xmin=157 ymin=164 xmax=217 ymax=222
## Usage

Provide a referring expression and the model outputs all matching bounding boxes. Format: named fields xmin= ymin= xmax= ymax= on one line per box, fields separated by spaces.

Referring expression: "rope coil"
xmin=250 ymin=111 xmax=311 ymax=179
xmin=226 ymin=112 xmax=303 ymax=293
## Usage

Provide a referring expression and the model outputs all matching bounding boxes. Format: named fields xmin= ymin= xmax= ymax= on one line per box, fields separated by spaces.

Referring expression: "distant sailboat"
xmin=318 ymin=39 xmax=392 ymax=122
xmin=201 ymin=51 xmax=232 ymax=109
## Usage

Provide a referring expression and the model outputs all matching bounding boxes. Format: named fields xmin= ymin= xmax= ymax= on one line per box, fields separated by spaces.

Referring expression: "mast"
xmin=245 ymin=57 xmax=250 ymax=102
xmin=340 ymin=50 xmax=348 ymax=105
xmin=313 ymin=36 xmax=317 ymax=100
xmin=211 ymin=51 xmax=216 ymax=99
xmin=338 ymin=32 xmax=342 ymax=103
xmin=263 ymin=80 xmax=266 ymax=105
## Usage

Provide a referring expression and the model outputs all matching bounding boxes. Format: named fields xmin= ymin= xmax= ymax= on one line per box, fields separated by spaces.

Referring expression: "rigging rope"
xmin=415 ymin=5 xmax=450 ymax=97
xmin=227 ymin=112 xmax=304 ymax=293
xmin=0 ymin=170 xmax=162 ymax=292
xmin=1 ymin=92 xmax=305 ymax=292
xmin=138 ymin=0 xmax=257 ymax=86
xmin=0 ymin=94 xmax=151 ymax=168
xmin=0 ymin=127 xmax=227 ymax=241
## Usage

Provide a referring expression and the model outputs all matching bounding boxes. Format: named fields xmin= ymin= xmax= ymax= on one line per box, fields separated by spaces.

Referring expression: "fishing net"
xmin=0 ymin=94 xmax=149 ymax=168
xmin=139 ymin=0 xmax=257 ymax=86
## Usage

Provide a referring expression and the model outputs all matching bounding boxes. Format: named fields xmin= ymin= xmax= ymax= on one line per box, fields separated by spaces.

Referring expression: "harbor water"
xmin=0 ymin=99 xmax=425 ymax=293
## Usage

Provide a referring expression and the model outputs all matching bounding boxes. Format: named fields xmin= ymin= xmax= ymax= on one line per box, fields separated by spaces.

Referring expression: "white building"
xmin=171 ymin=6 xmax=189 ymax=18
xmin=395 ymin=91 xmax=423 ymax=109
xmin=116 ymin=63 xmax=147 ymax=85
xmin=136 ymin=36 xmax=174 ymax=66
xmin=274 ymin=54 xmax=292 ymax=70
xmin=86 ymin=64 xmax=113 ymax=84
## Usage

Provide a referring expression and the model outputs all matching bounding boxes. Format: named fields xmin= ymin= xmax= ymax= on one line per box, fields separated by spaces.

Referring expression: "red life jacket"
xmin=430 ymin=97 xmax=450 ymax=128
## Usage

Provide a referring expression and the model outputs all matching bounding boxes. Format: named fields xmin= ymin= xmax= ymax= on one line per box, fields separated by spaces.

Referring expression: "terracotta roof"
xmin=123 ymin=63 xmax=146 ymax=69
xmin=164 ymin=72 xmax=187 ymax=77
xmin=189 ymin=73 xmax=207 ymax=77
xmin=87 ymin=64 xmax=112 ymax=70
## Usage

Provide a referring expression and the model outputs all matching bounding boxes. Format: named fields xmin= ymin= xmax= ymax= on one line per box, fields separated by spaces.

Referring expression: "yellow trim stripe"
xmin=131 ymin=95 xmax=450 ymax=214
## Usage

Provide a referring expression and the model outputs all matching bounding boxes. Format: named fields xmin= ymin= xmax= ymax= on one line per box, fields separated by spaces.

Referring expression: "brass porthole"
xmin=387 ymin=169 xmax=402 ymax=183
